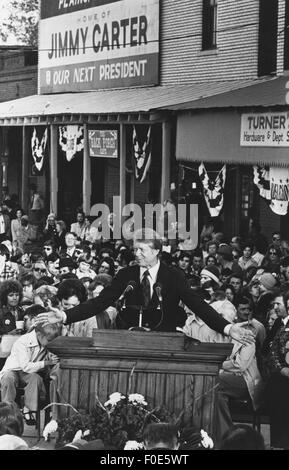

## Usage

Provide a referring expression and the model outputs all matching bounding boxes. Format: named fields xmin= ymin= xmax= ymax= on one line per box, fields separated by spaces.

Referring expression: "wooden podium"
xmin=48 ymin=330 xmax=232 ymax=438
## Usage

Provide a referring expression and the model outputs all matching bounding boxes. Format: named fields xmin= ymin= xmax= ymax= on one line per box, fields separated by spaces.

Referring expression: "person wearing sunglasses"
xmin=261 ymin=244 xmax=282 ymax=274
xmin=43 ymin=241 xmax=56 ymax=260
xmin=32 ymin=260 xmax=48 ymax=281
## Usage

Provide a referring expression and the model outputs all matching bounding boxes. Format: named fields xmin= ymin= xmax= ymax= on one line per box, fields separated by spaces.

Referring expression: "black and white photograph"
xmin=0 ymin=0 xmax=287 ymax=454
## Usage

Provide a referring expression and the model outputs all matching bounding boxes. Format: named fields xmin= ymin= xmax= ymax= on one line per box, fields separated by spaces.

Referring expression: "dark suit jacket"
xmin=65 ymin=262 xmax=229 ymax=333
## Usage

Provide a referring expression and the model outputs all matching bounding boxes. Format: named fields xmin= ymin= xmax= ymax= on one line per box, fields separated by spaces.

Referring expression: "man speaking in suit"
xmin=38 ymin=229 xmax=254 ymax=344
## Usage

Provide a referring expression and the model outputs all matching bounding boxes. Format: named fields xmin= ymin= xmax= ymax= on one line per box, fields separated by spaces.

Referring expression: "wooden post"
xmin=83 ymin=124 xmax=91 ymax=215
xmin=161 ymin=121 xmax=171 ymax=204
xmin=50 ymin=124 xmax=58 ymax=215
xmin=21 ymin=126 xmax=29 ymax=211
xmin=235 ymin=165 xmax=241 ymax=235
xmin=119 ymin=123 xmax=126 ymax=224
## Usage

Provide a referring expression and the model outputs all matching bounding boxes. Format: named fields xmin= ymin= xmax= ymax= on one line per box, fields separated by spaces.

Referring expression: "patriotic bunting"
xmin=198 ymin=163 xmax=226 ymax=217
xmin=132 ymin=125 xmax=152 ymax=183
xmin=253 ymin=165 xmax=289 ymax=216
xmin=59 ymin=125 xmax=84 ymax=162
xmin=31 ymin=127 xmax=48 ymax=172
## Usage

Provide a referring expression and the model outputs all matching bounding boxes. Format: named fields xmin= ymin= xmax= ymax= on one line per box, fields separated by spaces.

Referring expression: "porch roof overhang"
xmin=171 ymin=74 xmax=289 ymax=167
xmin=0 ymin=77 xmax=275 ymax=126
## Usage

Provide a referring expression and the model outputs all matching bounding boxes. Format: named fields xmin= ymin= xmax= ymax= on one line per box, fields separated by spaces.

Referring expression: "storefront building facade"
xmin=0 ymin=0 xmax=288 ymax=238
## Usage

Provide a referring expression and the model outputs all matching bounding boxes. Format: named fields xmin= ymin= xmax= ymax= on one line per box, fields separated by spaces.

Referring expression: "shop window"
xmin=241 ymin=175 xmax=254 ymax=219
xmin=202 ymin=0 xmax=218 ymax=50
xmin=258 ymin=0 xmax=278 ymax=76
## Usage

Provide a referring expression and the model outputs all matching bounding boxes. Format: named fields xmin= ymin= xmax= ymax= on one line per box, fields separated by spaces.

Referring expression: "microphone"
xmin=118 ymin=281 xmax=137 ymax=302
xmin=154 ymin=282 xmax=163 ymax=305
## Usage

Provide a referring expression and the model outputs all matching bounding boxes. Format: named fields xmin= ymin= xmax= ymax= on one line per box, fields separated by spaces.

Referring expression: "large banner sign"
xmin=39 ymin=0 xmax=160 ymax=93
xmin=240 ymin=112 xmax=289 ymax=147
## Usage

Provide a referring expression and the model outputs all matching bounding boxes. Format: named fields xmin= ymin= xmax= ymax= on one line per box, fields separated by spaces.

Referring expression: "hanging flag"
xmin=59 ymin=125 xmax=84 ymax=161
xmin=31 ymin=127 xmax=48 ymax=172
xmin=253 ymin=165 xmax=289 ymax=216
xmin=198 ymin=163 xmax=226 ymax=217
xmin=253 ymin=165 xmax=270 ymax=200
xmin=132 ymin=125 xmax=152 ymax=183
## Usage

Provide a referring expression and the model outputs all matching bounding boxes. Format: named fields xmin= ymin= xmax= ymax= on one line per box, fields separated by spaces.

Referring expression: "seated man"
xmin=142 ymin=423 xmax=179 ymax=450
xmin=215 ymin=322 xmax=264 ymax=446
xmin=0 ymin=323 xmax=60 ymax=424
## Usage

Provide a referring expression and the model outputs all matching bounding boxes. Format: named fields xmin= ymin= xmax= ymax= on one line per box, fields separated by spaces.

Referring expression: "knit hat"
xmin=201 ymin=266 xmax=220 ymax=285
xmin=218 ymin=244 xmax=233 ymax=260
xmin=259 ymin=272 xmax=277 ymax=291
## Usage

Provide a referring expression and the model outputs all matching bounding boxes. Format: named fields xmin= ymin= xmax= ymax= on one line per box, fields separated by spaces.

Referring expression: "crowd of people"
xmin=0 ymin=192 xmax=288 ymax=449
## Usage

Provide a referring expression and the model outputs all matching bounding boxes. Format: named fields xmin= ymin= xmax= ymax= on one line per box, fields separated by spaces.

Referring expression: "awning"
xmin=174 ymin=74 xmax=289 ymax=167
xmin=176 ymin=110 xmax=289 ymax=167
xmin=0 ymin=76 xmax=275 ymax=125
xmin=164 ymin=74 xmax=289 ymax=111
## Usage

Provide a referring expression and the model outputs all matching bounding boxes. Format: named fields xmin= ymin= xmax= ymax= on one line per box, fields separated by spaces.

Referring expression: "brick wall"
xmin=161 ymin=0 xmax=260 ymax=84
xmin=0 ymin=49 xmax=37 ymax=102
xmin=0 ymin=66 xmax=37 ymax=103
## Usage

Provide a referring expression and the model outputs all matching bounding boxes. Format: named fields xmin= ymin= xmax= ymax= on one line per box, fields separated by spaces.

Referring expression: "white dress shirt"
xmin=140 ymin=260 xmax=160 ymax=298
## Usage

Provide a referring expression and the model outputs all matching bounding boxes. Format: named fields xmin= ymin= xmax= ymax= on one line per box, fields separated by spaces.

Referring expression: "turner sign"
xmin=39 ymin=0 xmax=159 ymax=93
xmin=240 ymin=112 xmax=289 ymax=147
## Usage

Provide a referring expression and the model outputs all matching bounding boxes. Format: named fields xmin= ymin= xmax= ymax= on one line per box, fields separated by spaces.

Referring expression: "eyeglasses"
xmin=34 ymin=268 xmax=47 ymax=273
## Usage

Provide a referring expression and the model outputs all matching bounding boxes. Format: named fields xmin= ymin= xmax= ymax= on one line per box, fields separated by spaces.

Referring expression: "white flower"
xmin=200 ymin=430 xmax=214 ymax=449
xmin=124 ymin=440 xmax=144 ymax=450
xmin=128 ymin=394 xmax=147 ymax=406
xmin=43 ymin=420 xmax=58 ymax=441
xmin=104 ymin=392 xmax=125 ymax=407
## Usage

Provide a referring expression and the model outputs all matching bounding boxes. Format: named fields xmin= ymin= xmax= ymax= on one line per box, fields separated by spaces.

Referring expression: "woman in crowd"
xmin=238 ymin=242 xmax=258 ymax=272
xmin=0 ymin=280 xmax=24 ymax=335
xmin=54 ymin=220 xmax=67 ymax=251
xmin=11 ymin=208 xmax=24 ymax=244
xmin=224 ymin=284 xmax=236 ymax=305
xmin=43 ymin=213 xmax=57 ymax=243
xmin=261 ymin=245 xmax=282 ymax=274
xmin=97 ymin=256 xmax=115 ymax=277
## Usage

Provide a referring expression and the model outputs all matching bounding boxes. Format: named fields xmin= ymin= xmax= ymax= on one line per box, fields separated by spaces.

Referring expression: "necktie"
xmin=141 ymin=270 xmax=151 ymax=308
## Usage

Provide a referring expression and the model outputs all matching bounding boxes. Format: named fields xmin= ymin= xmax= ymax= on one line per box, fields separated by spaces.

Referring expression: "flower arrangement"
xmin=43 ymin=392 xmax=214 ymax=450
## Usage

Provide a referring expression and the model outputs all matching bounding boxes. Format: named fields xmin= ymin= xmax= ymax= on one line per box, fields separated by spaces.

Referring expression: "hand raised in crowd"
xmin=36 ymin=306 xmax=65 ymax=325
xmin=229 ymin=322 xmax=255 ymax=345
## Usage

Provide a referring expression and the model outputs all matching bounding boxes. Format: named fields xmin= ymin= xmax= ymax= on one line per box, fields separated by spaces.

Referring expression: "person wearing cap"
xmin=37 ymin=229 xmax=255 ymax=346
xmin=216 ymin=244 xmax=240 ymax=273
xmin=259 ymin=272 xmax=278 ymax=293
xmin=200 ymin=265 xmax=220 ymax=288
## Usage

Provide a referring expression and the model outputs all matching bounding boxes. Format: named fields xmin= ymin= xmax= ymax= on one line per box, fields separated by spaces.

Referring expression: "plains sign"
xmin=39 ymin=0 xmax=159 ymax=93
